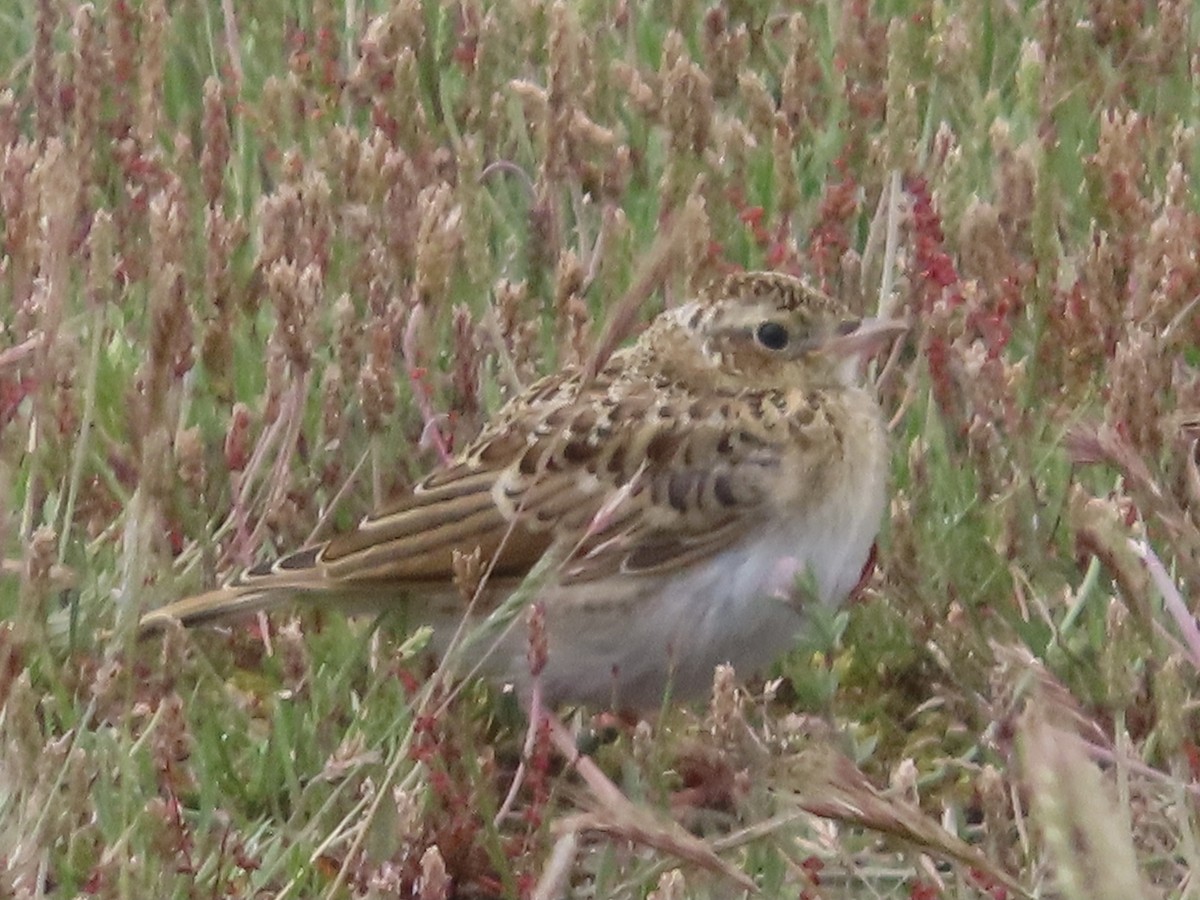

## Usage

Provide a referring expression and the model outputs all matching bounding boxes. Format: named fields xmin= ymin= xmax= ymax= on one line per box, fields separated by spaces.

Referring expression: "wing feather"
xmin=142 ymin=366 xmax=805 ymax=630
xmin=317 ymin=382 xmax=791 ymax=586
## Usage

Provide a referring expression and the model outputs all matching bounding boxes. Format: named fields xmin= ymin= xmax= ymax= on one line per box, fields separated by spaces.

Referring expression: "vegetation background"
xmin=1 ymin=0 xmax=1198 ymax=897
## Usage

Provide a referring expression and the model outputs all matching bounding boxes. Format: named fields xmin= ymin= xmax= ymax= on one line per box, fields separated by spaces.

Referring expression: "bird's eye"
xmin=755 ymin=321 xmax=790 ymax=351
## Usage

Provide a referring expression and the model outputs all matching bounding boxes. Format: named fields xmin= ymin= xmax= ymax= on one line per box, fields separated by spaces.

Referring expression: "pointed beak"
xmin=821 ymin=317 xmax=908 ymax=359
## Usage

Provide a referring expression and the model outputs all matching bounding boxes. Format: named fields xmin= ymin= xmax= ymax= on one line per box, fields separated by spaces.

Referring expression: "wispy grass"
xmin=1 ymin=0 xmax=1199 ymax=896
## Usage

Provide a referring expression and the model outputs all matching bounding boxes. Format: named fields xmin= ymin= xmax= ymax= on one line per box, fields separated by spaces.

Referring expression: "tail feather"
xmin=139 ymin=584 xmax=293 ymax=630
xmin=137 ymin=573 xmax=406 ymax=632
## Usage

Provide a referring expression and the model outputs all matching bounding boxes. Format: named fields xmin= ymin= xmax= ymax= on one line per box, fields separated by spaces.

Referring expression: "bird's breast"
xmin=770 ymin=386 xmax=890 ymax=602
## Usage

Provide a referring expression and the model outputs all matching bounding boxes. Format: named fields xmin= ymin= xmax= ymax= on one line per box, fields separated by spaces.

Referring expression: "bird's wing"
xmin=309 ymin=376 xmax=801 ymax=589
xmin=141 ymin=370 xmax=813 ymax=629
xmin=552 ymin=391 xmax=801 ymax=585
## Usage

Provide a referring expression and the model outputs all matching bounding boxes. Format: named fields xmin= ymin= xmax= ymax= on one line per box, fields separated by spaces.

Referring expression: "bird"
xmin=141 ymin=271 xmax=906 ymax=710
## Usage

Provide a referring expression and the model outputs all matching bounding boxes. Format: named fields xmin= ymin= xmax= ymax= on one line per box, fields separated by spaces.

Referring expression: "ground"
xmin=0 ymin=1 xmax=1198 ymax=897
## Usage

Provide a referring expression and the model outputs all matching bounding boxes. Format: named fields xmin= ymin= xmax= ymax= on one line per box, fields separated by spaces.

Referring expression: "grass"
xmin=2 ymin=0 xmax=1200 ymax=897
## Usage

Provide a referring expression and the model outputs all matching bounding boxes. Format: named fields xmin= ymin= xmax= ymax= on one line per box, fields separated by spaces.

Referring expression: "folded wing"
xmin=140 ymin=369 xmax=798 ymax=629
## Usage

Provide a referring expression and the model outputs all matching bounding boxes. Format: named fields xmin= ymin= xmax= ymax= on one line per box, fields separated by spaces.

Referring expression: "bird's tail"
xmin=138 ymin=580 xmax=315 ymax=631
xmin=137 ymin=571 xmax=396 ymax=633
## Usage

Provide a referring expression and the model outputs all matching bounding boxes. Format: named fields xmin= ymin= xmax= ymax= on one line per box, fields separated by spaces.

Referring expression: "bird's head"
xmin=638 ymin=272 xmax=907 ymax=392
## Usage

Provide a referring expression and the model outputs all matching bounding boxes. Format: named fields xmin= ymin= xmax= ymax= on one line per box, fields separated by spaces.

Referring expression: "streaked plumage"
xmin=142 ymin=272 xmax=905 ymax=708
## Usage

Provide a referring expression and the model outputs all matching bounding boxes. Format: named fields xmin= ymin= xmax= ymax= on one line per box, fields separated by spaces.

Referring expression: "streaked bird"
xmin=142 ymin=272 xmax=905 ymax=709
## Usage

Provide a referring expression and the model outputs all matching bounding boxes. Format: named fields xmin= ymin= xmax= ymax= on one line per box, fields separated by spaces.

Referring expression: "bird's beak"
xmin=820 ymin=317 xmax=908 ymax=359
